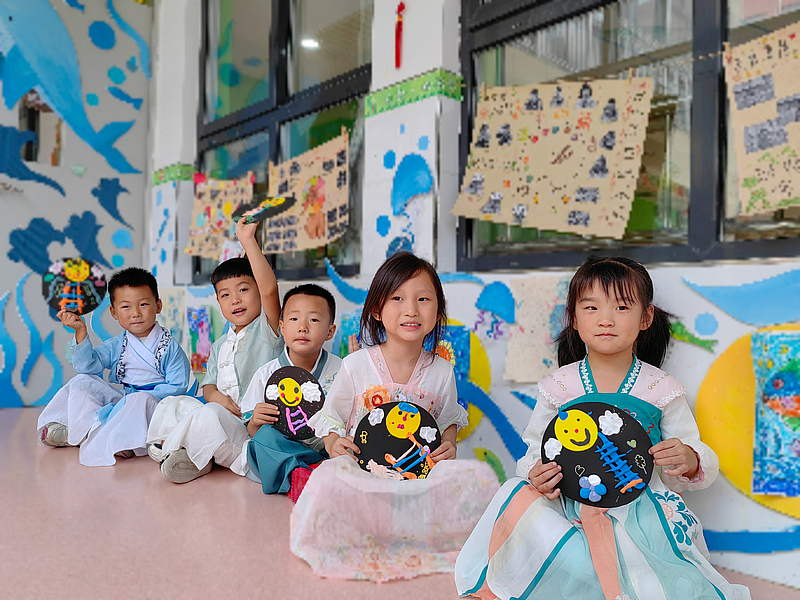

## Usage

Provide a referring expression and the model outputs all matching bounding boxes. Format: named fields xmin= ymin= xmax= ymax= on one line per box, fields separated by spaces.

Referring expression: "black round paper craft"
xmin=232 ymin=195 xmax=296 ymax=224
xmin=264 ymin=366 xmax=324 ymax=440
xmin=353 ymin=401 xmax=441 ymax=480
xmin=42 ymin=258 xmax=107 ymax=315
xmin=541 ymin=401 xmax=653 ymax=508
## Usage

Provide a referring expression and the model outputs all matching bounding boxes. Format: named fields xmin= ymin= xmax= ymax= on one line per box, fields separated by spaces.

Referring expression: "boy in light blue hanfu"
xmin=38 ymin=267 xmax=190 ymax=467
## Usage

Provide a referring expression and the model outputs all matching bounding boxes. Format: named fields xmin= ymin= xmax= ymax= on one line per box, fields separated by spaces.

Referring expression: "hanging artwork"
xmin=42 ymin=258 xmax=107 ymax=315
xmin=265 ymin=129 xmax=350 ymax=253
xmin=725 ymin=22 xmax=800 ymax=215
xmin=185 ymin=172 xmax=254 ymax=259
xmin=149 ymin=181 xmax=177 ymax=283
xmin=187 ymin=307 xmax=212 ymax=372
xmin=353 ymin=401 xmax=441 ymax=480
xmin=751 ymin=330 xmax=800 ymax=497
xmin=541 ymin=401 xmax=654 ymax=507
xmin=504 ymin=275 xmax=570 ymax=383
xmin=264 ymin=366 xmax=325 ymax=441
xmin=452 ymin=78 xmax=653 ymax=239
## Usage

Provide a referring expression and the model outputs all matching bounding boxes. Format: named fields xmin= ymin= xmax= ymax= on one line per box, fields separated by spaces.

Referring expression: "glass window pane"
xmin=290 ymin=0 xmax=373 ymax=94
xmin=277 ymin=98 xmax=364 ymax=272
xmin=471 ymin=0 xmax=692 ymax=257
xmin=205 ymin=0 xmax=272 ymax=123
xmin=198 ymin=130 xmax=270 ymax=275
xmin=724 ymin=2 xmax=800 ymax=241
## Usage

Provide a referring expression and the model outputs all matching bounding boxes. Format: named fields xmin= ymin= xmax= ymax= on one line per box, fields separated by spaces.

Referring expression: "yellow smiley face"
xmin=64 ymin=259 xmax=90 ymax=282
xmin=554 ymin=409 xmax=598 ymax=452
xmin=385 ymin=402 xmax=422 ymax=439
xmin=278 ymin=377 xmax=302 ymax=407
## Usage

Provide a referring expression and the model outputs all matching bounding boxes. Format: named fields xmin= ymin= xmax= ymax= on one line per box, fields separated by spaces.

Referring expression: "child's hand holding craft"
xmin=246 ymin=402 xmax=279 ymax=437
xmin=528 ymin=459 xmax=562 ymax=500
xmin=57 ymin=310 xmax=87 ymax=344
xmin=235 ymin=211 xmax=259 ymax=243
xmin=430 ymin=424 xmax=457 ymax=462
xmin=649 ymin=438 xmax=699 ymax=479
xmin=325 ymin=433 xmax=360 ymax=461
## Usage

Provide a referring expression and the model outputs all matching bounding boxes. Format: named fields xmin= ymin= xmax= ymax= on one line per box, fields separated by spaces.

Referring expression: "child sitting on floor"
xmin=239 ymin=283 xmax=341 ymax=497
xmin=38 ymin=267 xmax=190 ymax=467
xmin=146 ymin=217 xmax=283 ymax=483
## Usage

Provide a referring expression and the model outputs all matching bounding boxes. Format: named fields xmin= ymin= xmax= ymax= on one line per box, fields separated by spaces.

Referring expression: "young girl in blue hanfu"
xmin=455 ymin=256 xmax=750 ymax=600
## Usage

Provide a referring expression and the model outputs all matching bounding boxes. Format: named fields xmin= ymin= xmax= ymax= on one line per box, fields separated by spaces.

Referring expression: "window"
xmin=459 ymin=0 xmax=800 ymax=271
xmin=196 ymin=0 xmax=372 ymax=282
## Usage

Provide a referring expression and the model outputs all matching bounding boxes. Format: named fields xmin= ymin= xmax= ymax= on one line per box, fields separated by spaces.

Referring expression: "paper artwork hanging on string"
xmin=504 ymin=275 xmax=570 ymax=383
xmin=42 ymin=257 xmax=107 ymax=315
xmin=265 ymin=129 xmax=350 ymax=253
xmin=751 ymin=330 xmax=800 ymax=497
xmin=187 ymin=307 xmax=212 ymax=373
xmin=185 ymin=172 xmax=254 ymax=259
xmin=725 ymin=22 xmax=800 ymax=215
xmin=452 ymin=78 xmax=653 ymax=239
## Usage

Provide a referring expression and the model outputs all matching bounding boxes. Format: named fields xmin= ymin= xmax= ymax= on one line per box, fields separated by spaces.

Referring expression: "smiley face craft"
xmin=541 ymin=401 xmax=653 ymax=508
xmin=354 ymin=401 xmax=441 ymax=480
xmin=264 ymin=366 xmax=324 ymax=440
xmin=42 ymin=258 xmax=107 ymax=315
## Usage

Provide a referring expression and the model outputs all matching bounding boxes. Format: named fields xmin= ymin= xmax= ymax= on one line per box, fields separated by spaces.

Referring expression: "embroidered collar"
xmin=116 ymin=324 xmax=171 ymax=382
xmin=278 ymin=346 xmax=329 ymax=380
xmin=579 ymin=355 xmax=641 ymax=395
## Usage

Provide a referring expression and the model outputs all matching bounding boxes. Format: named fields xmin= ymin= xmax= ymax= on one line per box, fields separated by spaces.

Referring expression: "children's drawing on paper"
xmin=752 ymin=330 xmax=800 ymax=497
xmin=187 ymin=307 xmax=212 ymax=372
xmin=452 ymin=79 xmax=653 ymax=239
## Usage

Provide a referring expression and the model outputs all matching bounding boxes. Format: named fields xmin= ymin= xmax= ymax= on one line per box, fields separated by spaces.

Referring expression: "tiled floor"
xmin=2 ymin=408 xmax=797 ymax=600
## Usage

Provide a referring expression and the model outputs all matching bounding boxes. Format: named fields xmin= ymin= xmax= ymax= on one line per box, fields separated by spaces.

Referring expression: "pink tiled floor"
xmin=1 ymin=408 xmax=797 ymax=599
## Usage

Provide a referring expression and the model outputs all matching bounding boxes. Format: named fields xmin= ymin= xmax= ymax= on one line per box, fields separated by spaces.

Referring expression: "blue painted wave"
xmin=457 ymin=379 xmax=526 ymax=460
xmin=325 ymin=259 xmax=367 ymax=305
xmin=187 ymin=284 xmax=215 ymax=298
xmin=684 ymin=269 xmax=800 ymax=326
xmin=0 ymin=291 xmax=24 ymax=407
xmin=511 ymin=390 xmax=537 ymax=410
xmin=440 ymin=273 xmax=485 ymax=285
xmin=91 ymin=295 xmax=113 ymax=342
xmin=107 ymin=0 xmax=151 ymax=79
xmin=31 ymin=331 xmax=64 ymax=406
xmin=476 ymin=281 xmax=515 ymax=324
xmin=704 ymin=525 xmax=800 ymax=553
xmin=16 ymin=273 xmax=42 ymax=386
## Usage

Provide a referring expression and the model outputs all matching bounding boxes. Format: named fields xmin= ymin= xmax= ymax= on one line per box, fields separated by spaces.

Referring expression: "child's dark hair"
xmin=211 ymin=258 xmax=254 ymax=290
xmin=555 ymin=256 xmax=671 ymax=367
xmin=281 ymin=284 xmax=336 ymax=324
xmin=360 ymin=252 xmax=447 ymax=351
xmin=108 ymin=267 xmax=159 ymax=305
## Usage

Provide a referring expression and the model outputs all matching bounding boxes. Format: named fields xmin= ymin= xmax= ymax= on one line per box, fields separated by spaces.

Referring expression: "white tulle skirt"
xmin=147 ymin=396 xmax=250 ymax=475
xmin=37 ymin=374 xmax=159 ymax=467
xmin=290 ymin=456 xmax=499 ymax=582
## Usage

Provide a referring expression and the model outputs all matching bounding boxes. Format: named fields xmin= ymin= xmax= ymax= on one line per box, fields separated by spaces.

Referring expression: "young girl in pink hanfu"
xmin=455 ymin=257 xmax=751 ymax=600
xmin=293 ymin=252 xmax=498 ymax=582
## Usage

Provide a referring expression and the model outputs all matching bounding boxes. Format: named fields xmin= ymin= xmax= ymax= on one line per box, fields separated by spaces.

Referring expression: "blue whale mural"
xmin=0 ymin=0 xmax=139 ymax=174
xmin=0 ymin=125 xmax=65 ymax=195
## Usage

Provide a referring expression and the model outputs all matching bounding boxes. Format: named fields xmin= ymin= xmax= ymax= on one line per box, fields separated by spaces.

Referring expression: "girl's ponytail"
xmin=634 ymin=305 xmax=671 ymax=368
xmin=555 ymin=327 xmax=586 ymax=367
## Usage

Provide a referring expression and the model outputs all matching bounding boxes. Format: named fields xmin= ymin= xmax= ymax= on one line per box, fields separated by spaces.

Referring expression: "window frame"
xmin=458 ymin=0 xmax=800 ymax=272
xmin=194 ymin=0 xmax=371 ymax=283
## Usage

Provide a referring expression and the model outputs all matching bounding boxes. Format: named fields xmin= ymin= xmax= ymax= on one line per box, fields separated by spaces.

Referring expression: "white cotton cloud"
xmin=301 ymin=381 xmax=322 ymax=403
xmin=587 ymin=474 xmax=602 ymax=486
xmin=368 ymin=407 xmax=384 ymax=426
xmin=419 ymin=426 xmax=437 ymax=444
xmin=544 ymin=438 xmax=563 ymax=460
xmin=265 ymin=384 xmax=279 ymax=401
xmin=599 ymin=410 xmax=623 ymax=436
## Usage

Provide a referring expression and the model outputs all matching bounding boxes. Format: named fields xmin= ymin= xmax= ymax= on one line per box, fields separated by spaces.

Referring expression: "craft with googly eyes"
xmin=541 ymin=401 xmax=653 ymax=507
xmin=353 ymin=401 xmax=441 ymax=480
xmin=42 ymin=258 xmax=107 ymax=315
xmin=264 ymin=366 xmax=324 ymax=440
